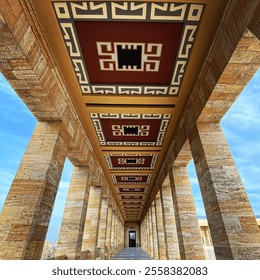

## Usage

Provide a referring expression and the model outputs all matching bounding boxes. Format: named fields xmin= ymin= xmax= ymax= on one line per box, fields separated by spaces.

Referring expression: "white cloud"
xmin=189 ymin=177 xmax=199 ymax=185
xmin=222 ymin=69 xmax=260 ymax=130
xmin=56 ymin=180 xmax=70 ymax=200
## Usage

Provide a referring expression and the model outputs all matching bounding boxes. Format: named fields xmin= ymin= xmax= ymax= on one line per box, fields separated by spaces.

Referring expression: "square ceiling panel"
xmin=105 ymin=154 xmax=158 ymax=170
xmin=123 ymin=206 xmax=142 ymax=209
xmin=53 ymin=1 xmax=204 ymax=95
xmin=116 ymin=187 xmax=148 ymax=194
xmin=90 ymin=113 xmax=171 ymax=146
xmin=112 ymin=174 xmax=152 ymax=184
xmin=120 ymin=195 xmax=144 ymax=200
xmin=74 ymin=21 xmax=182 ymax=85
xmin=122 ymin=201 xmax=143 ymax=206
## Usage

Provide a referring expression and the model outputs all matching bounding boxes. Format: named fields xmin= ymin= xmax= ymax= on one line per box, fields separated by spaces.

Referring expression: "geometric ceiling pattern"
xmin=104 ymin=154 xmax=158 ymax=170
xmin=90 ymin=113 xmax=171 ymax=146
xmin=53 ymin=1 xmax=204 ymax=95
xmin=112 ymin=174 xmax=152 ymax=185
xmin=52 ymin=1 xmax=205 ymax=221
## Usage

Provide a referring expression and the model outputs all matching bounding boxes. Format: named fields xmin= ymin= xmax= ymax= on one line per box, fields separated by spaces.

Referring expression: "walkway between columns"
xmin=111 ymin=248 xmax=152 ymax=260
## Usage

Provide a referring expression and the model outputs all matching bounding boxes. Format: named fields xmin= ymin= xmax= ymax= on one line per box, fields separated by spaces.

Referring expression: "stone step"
xmin=111 ymin=247 xmax=152 ymax=260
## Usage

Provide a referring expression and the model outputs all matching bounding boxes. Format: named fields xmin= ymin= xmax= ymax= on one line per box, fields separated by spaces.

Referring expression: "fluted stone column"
xmin=169 ymin=165 xmax=205 ymax=260
xmin=151 ymin=203 xmax=159 ymax=260
xmin=97 ymin=197 xmax=108 ymax=259
xmin=81 ymin=185 xmax=102 ymax=259
xmin=0 ymin=121 xmax=69 ymax=260
xmin=155 ymin=192 xmax=167 ymax=259
xmin=189 ymin=122 xmax=260 ymax=259
xmin=160 ymin=180 xmax=180 ymax=259
xmin=55 ymin=166 xmax=90 ymax=259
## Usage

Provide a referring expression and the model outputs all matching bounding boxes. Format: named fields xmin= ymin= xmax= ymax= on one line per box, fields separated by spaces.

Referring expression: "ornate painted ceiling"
xmin=32 ymin=0 xmax=228 ymax=221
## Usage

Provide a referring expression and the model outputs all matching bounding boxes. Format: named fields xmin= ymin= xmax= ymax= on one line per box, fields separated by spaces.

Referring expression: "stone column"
xmin=55 ymin=166 xmax=90 ymax=259
xmin=155 ymin=192 xmax=167 ymax=259
xmin=114 ymin=215 xmax=119 ymax=252
xmin=146 ymin=214 xmax=150 ymax=253
xmin=169 ymin=165 xmax=205 ymax=260
xmin=81 ymin=186 xmax=102 ymax=259
xmin=144 ymin=214 xmax=150 ymax=255
xmin=151 ymin=202 xmax=159 ymax=260
xmin=121 ymin=221 xmax=125 ymax=249
xmin=105 ymin=204 xmax=113 ymax=259
xmin=148 ymin=208 xmax=154 ymax=258
xmin=141 ymin=216 xmax=147 ymax=252
xmin=0 ymin=121 xmax=69 ymax=260
xmin=189 ymin=122 xmax=260 ymax=259
xmin=161 ymin=179 xmax=180 ymax=259
xmin=140 ymin=221 xmax=143 ymax=248
xmin=122 ymin=221 xmax=125 ymax=249
xmin=118 ymin=218 xmax=123 ymax=251
xmin=97 ymin=197 xmax=109 ymax=259
xmin=118 ymin=220 xmax=123 ymax=250
xmin=110 ymin=210 xmax=116 ymax=255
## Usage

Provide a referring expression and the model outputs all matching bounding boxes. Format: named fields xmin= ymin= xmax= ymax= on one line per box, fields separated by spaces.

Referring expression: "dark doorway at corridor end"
xmin=129 ymin=231 xmax=136 ymax=247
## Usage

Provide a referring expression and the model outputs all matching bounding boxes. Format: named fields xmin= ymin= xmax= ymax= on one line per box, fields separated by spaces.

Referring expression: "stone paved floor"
xmin=111 ymin=247 xmax=152 ymax=260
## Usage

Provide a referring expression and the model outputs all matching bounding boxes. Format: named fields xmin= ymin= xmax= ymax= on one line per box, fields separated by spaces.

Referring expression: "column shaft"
xmin=110 ymin=211 xmax=116 ymax=256
xmin=170 ymin=166 xmax=205 ymax=260
xmin=0 ymin=121 xmax=69 ymax=259
xmin=155 ymin=192 xmax=167 ymax=259
xmin=55 ymin=166 xmax=90 ymax=259
xmin=160 ymin=183 xmax=180 ymax=259
xmin=146 ymin=215 xmax=150 ymax=253
xmin=114 ymin=216 xmax=118 ymax=252
xmin=151 ymin=203 xmax=159 ymax=259
xmin=148 ymin=208 xmax=154 ymax=258
xmin=189 ymin=122 xmax=260 ymax=259
xmin=97 ymin=197 xmax=109 ymax=259
xmin=141 ymin=216 xmax=147 ymax=252
xmin=145 ymin=214 xmax=151 ymax=256
xmin=81 ymin=186 xmax=102 ymax=259
xmin=105 ymin=205 xmax=113 ymax=259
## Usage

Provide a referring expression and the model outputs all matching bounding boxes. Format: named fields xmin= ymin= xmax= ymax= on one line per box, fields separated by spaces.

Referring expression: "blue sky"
xmin=0 ymin=69 xmax=259 ymax=243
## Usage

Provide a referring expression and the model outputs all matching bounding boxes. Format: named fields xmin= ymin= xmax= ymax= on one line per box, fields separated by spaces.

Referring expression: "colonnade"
xmin=0 ymin=121 xmax=259 ymax=260
xmin=0 ymin=121 xmax=124 ymax=260
xmin=141 ymin=122 xmax=260 ymax=260
xmin=53 ymin=162 xmax=125 ymax=260
xmin=0 ymin=0 xmax=260 ymax=261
